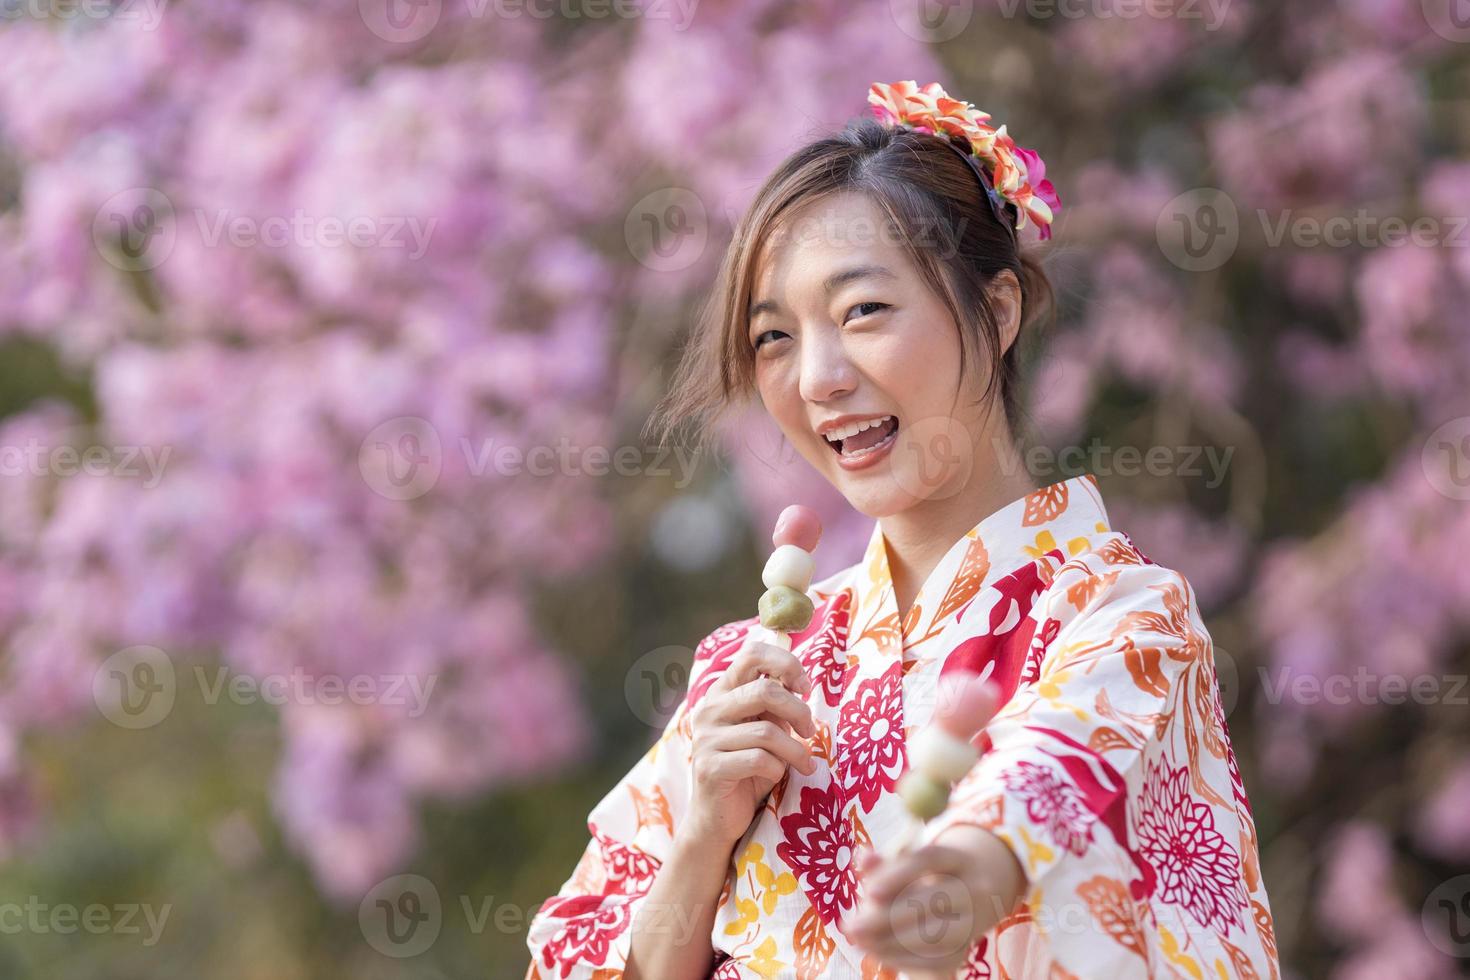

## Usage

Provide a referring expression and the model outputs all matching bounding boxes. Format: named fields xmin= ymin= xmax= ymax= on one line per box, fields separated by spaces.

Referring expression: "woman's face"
xmin=748 ymin=191 xmax=1006 ymax=518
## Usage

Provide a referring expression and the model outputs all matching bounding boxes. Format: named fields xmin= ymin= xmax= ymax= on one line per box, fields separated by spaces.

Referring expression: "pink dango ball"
xmin=934 ymin=670 xmax=1001 ymax=742
xmin=772 ymin=504 xmax=822 ymax=553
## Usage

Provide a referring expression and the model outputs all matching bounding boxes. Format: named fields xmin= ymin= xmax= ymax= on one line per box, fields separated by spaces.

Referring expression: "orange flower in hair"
xmin=868 ymin=80 xmax=1061 ymax=240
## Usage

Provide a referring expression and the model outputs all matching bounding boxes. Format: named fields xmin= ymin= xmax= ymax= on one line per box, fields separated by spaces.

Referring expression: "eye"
xmin=846 ymin=301 xmax=889 ymax=322
xmin=753 ymin=329 xmax=790 ymax=350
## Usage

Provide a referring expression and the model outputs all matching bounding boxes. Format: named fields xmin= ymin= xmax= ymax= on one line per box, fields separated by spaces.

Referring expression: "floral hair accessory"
xmin=868 ymin=80 xmax=1062 ymax=241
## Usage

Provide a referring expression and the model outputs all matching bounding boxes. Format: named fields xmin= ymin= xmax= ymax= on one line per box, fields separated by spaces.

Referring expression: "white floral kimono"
xmin=526 ymin=474 xmax=1278 ymax=979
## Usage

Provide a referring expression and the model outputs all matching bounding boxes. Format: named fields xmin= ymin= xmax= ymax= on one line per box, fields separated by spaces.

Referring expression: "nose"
xmin=797 ymin=324 xmax=858 ymax=406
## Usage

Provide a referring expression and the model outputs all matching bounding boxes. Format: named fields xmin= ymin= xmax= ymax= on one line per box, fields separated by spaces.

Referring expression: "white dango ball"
xmin=908 ymin=726 xmax=980 ymax=784
xmin=762 ymin=544 xmax=815 ymax=593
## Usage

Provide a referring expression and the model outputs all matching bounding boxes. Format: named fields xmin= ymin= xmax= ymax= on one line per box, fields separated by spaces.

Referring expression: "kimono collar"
xmin=851 ymin=473 xmax=1111 ymax=651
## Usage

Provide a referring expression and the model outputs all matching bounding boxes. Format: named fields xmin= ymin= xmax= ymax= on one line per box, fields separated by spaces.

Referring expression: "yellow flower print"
xmin=735 ymin=841 xmax=764 ymax=877
xmin=754 ymin=862 xmax=797 ymax=914
xmin=747 ymin=936 xmax=787 ymax=978
xmin=1160 ymin=925 xmax=1204 ymax=980
xmin=723 ymin=897 xmax=760 ymax=936
xmin=1024 ymin=530 xmax=1058 ymax=559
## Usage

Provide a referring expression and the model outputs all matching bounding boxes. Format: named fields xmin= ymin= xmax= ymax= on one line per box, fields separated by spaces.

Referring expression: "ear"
xmin=989 ymin=269 xmax=1023 ymax=357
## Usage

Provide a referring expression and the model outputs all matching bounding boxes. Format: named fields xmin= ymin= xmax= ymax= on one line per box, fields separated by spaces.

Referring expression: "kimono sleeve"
xmin=921 ymin=544 xmax=1275 ymax=979
xmin=525 ymin=618 xmax=758 ymax=980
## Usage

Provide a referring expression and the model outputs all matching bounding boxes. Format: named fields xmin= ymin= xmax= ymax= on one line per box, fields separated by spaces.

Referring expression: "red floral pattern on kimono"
xmin=526 ymin=474 xmax=1278 ymax=979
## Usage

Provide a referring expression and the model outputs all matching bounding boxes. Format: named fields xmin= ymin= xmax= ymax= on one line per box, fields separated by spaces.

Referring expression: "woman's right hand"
xmin=682 ymin=638 xmax=818 ymax=851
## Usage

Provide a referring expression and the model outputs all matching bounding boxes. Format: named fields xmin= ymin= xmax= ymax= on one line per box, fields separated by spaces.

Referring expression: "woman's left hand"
xmin=843 ymin=824 xmax=1025 ymax=974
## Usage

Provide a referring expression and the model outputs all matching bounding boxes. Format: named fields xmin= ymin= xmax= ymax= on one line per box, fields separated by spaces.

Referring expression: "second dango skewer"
xmin=883 ymin=671 xmax=1000 ymax=858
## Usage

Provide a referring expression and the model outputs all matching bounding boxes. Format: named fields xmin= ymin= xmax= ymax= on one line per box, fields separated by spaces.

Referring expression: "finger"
xmin=718 ymin=640 xmax=813 ymax=696
xmin=705 ymin=721 xmax=815 ymax=775
xmin=703 ymin=747 xmax=787 ymax=786
xmin=864 ymin=845 xmax=973 ymax=901
xmin=707 ymin=677 xmax=816 ymax=737
xmin=846 ymin=889 xmax=975 ymax=970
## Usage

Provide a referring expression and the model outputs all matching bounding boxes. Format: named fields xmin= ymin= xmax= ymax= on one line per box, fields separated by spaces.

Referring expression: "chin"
xmin=825 ymin=468 xmax=920 ymax=520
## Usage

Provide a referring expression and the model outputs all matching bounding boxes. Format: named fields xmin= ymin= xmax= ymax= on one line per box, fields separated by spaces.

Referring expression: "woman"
xmin=525 ymin=80 xmax=1277 ymax=979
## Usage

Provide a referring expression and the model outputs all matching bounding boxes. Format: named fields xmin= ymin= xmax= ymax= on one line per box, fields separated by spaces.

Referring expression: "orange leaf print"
xmin=794 ymin=904 xmax=835 ymax=980
xmin=1022 ymin=482 xmax=1069 ymax=526
xmin=901 ymin=600 xmax=923 ymax=638
xmin=1120 ymin=636 xmax=1170 ymax=698
xmin=1077 ymin=875 xmax=1147 ymax=958
xmin=851 ymin=810 xmax=873 ymax=853
xmin=629 ymin=785 xmax=674 ymax=836
xmin=1066 ymin=570 xmax=1119 ymax=613
xmin=808 ymin=720 xmax=834 ymax=765
xmin=1220 ymin=935 xmax=1261 ymax=980
xmin=770 ymin=771 xmax=790 ymax=812
xmin=972 ymin=793 xmax=1004 ymax=827
xmin=1241 ymin=820 xmax=1262 ymax=892
xmin=1254 ymin=901 xmax=1280 ymax=980
xmin=858 ymin=610 xmax=902 ymax=651
xmin=1087 ymin=726 xmax=1139 ymax=754
xmin=932 ymin=534 xmax=991 ymax=625
xmin=1096 ymin=537 xmax=1144 ymax=567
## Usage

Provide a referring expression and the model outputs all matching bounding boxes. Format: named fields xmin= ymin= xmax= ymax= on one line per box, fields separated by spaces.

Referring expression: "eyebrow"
xmin=747 ymin=264 xmax=897 ymax=321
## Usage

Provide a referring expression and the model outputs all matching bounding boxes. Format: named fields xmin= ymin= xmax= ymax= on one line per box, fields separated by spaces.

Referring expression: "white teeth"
xmin=823 ymin=415 xmax=894 ymax=445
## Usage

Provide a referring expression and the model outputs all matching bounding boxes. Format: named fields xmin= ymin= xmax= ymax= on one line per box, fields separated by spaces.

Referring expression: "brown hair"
xmin=643 ymin=114 xmax=1056 ymax=457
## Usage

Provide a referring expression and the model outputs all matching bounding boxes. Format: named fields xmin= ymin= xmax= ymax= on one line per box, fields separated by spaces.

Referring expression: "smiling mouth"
xmin=823 ymin=415 xmax=900 ymax=459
